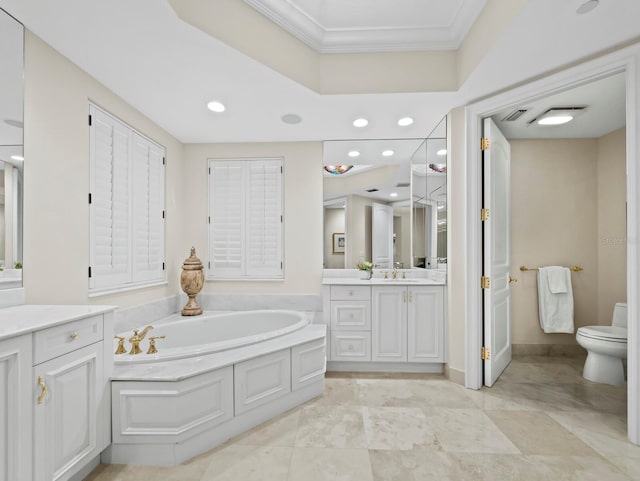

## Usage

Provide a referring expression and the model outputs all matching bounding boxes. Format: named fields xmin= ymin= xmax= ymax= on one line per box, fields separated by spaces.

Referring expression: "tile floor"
xmin=86 ymin=356 xmax=640 ymax=480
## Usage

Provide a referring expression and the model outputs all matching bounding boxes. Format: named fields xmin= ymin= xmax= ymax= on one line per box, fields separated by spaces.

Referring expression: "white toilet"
xmin=576 ymin=302 xmax=627 ymax=385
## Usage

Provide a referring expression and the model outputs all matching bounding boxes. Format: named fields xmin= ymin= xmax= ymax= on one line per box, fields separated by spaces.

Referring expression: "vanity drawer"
xmin=331 ymin=301 xmax=371 ymax=331
xmin=330 ymin=285 xmax=370 ymax=301
xmin=330 ymin=331 xmax=371 ymax=361
xmin=33 ymin=315 xmax=104 ymax=365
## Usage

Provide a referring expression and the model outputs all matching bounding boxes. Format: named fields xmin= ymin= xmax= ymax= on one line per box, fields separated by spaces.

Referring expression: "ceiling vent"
xmin=501 ymin=109 xmax=529 ymax=122
xmin=366 ymin=188 xmax=379 ymax=193
xmin=396 ymin=182 xmax=410 ymax=188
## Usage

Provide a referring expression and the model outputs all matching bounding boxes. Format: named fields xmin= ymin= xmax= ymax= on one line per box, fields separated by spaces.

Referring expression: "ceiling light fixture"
xmin=348 ymin=150 xmax=360 ymax=158
xmin=10 ymin=155 xmax=24 ymax=161
xmin=382 ymin=150 xmax=394 ymax=157
xmin=390 ymin=192 xmax=398 ymax=198
xmin=533 ymin=107 xmax=586 ymax=126
xmin=353 ymin=118 xmax=369 ymax=128
xmin=437 ymin=149 xmax=447 ymax=156
xmin=576 ymin=0 xmax=599 ymax=14
xmin=324 ymin=165 xmax=353 ymax=175
xmin=397 ymin=117 xmax=414 ymax=127
xmin=207 ymin=101 xmax=226 ymax=113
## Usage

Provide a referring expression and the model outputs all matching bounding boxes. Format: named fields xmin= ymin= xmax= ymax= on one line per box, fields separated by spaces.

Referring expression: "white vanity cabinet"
xmin=407 ymin=286 xmax=444 ymax=362
xmin=328 ymin=285 xmax=372 ymax=361
xmin=0 ymin=306 xmax=114 ymax=481
xmin=372 ymin=286 xmax=407 ymax=362
xmin=0 ymin=334 xmax=32 ymax=481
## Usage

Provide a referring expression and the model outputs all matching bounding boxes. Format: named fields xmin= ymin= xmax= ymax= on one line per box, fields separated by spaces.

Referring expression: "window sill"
xmin=88 ymin=280 xmax=168 ymax=298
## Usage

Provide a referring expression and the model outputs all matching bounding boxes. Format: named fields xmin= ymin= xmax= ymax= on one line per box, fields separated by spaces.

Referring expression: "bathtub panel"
xmin=234 ymin=350 xmax=291 ymax=414
xmin=112 ymin=366 xmax=233 ymax=444
xmin=292 ymin=339 xmax=326 ymax=391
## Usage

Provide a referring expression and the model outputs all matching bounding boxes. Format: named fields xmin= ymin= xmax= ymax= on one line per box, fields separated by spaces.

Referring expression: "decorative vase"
xmin=359 ymin=270 xmax=372 ymax=280
xmin=180 ymin=247 xmax=204 ymax=316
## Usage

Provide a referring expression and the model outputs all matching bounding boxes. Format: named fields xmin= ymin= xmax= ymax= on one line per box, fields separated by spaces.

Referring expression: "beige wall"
xmin=23 ymin=32 xmax=185 ymax=307
xmin=346 ymin=195 xmax=373 ymax=268
xmin=511 ymin=139 xmax=599 ymax=345
xmin=597 ymin=128 xmax=627 ymax=323
xmin=324 ymin=208 xmax=345 ymax=269
xmin=182 ymin=142 xmax=323 ymax=294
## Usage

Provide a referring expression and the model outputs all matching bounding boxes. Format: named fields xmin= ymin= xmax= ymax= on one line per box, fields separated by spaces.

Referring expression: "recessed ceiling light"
xmin=438 ymin=220 xmax=447 ymax=225
xmin=576 ymin=0 xmax=599 ymax=14
xmin=281 ymin=113 xmax=302 ymax=124
xmin=207 ymin=101 xmax=226 ymax=113
xmin=382 ymin=150 xmax=394 ymax=157
xmin=348 ymin=150 xmax=360 ymax=158
xmin=437 ymin=204 xmax=445 ymax=210
xmin=353 ymin=118 xmax=369 ymax=128
xmin=437 ymin=149 xmax=447 ymax=156
xmin=398 ymin=117 xmax=414 ymax=127
xmin=10 ymin=155 xmax=24 ymax=161
xmin=538 ymin=115 xmax=573 ymax=125
xmin=390 ymin=192 xmax=398 ymax=198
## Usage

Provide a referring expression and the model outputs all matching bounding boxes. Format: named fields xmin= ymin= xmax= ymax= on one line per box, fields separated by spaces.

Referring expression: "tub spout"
xmin=129 ymin=325 xmax=154 ymax=355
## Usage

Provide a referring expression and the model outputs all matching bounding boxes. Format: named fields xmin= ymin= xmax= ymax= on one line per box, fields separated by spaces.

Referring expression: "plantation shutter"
xmin=209 ymin=161 xmax=245 ymax=277
xmin=89 ymin=105 xmax=132 ymax=290
xmin=208 ymin=158 xmax=283 ymax=279
xmin=245 ymin=160 xmax=282 ymax=277
xmin=132 ymin=133 xmax=165 ymax=283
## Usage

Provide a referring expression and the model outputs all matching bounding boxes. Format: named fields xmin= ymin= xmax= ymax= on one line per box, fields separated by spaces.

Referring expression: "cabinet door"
xmin=372 ymin=286 xmax=407 ymax=362
xmin=408 ymin=286 xmax=444 ymax=362
xmin=0 ymin=335 xmax=32 ymax=481
xmin=33 ymin=342 xmax=104 ymax=481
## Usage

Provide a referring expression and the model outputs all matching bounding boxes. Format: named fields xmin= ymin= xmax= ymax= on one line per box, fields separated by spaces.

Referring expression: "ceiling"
xmin=243 ymin=0 xmax=486 ymax=53
xmin=1 ymin=0 xmax=640 ymax=145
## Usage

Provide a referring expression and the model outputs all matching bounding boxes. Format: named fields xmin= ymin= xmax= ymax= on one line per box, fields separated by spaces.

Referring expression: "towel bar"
xmin=519 ymin=265 xmax=584 ymax=272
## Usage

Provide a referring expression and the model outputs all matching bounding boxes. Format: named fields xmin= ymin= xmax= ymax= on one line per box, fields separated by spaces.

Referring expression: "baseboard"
xmin=326 ymin=361 xmax=443 ymax=373
xmin=512 ymin=343 xmax=586 ymax=358
xmin=443 ymin=364 xmax=465 ymax=385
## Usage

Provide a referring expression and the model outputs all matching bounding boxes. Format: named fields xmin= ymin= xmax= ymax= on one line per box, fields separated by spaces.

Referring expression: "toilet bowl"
xmin=576 ymin=302 xmax=627 ymax=385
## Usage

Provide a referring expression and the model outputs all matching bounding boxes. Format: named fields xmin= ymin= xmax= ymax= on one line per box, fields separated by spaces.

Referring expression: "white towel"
xmin=537 ymin=266 xmax=574 ymax=333
xmin=546 ymin=266 xmax=568 ymax=293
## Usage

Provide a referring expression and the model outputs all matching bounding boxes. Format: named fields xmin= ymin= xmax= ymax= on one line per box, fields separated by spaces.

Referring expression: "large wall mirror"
xmin=322 ymin=117 xmax=447 ymax=272
xmin=0 ymin=8 xmax=24 ymax=288
xmin=412 ymin=117 xmax=447 ymax=269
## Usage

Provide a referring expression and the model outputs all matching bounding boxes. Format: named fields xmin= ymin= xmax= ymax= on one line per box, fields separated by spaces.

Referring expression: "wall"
xmin=346 ymin=194 xmax=373 ymax=268
xmin=23 ymin=32 xmax=185 ymax=307
xmin=324 ymin=208 xmax=345 ymax=269
xmin=182 ymin=142 xmax=323 ymax=295
xmin=510 ymin=139 xmax=599 ymax=345
xmin=597 ymin=128 xmax=627 ymax=323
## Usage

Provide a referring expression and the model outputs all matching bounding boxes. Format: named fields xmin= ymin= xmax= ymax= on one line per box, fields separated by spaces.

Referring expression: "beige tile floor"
xmin=86 ymin=356 xmax=640 ymax=481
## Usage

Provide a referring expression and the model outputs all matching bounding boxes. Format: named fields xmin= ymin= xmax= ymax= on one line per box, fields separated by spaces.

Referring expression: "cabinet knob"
xmin=349 ymin=313 xmax=354 ymax=319
xmin=348 ymin=344 xmax=354 ymax=351
xmin=348 ymin=290 xmax=353 ymax=297
xmin=70 ymin=332 xmax=79 ymax=341
xmin=37 ymin=376 xmax=48 ymax=404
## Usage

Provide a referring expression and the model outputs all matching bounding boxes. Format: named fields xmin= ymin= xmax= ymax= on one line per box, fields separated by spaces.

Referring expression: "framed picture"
xmin=332 ymin=232 xmax=346 ymax=254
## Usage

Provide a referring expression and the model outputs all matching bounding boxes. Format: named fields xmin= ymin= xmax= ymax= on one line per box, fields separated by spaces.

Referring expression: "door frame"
xmin=463 ymin=44 xmax=640 ymax=443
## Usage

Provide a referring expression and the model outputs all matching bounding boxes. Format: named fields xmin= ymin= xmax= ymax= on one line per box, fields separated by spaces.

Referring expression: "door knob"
xmin=509 ymin=276 xmax=518 ymax=284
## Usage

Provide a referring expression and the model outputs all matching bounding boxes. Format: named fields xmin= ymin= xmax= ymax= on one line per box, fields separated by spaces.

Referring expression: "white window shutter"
xmin=89 ymin=106 xmax=132 ymax=290
xmin=132 ymin=133 xmax=165 ymax=283
xmin=208 ymin=158 xmax=283 ymax=279
xmin=245 ymin=160 xmax=282 ymax=277
xmin=209 ymin=161 xmax=245 ymax=277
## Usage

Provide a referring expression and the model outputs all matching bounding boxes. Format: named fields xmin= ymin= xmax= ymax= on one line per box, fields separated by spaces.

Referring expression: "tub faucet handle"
xmin=147 ymin=336 xmax=166 ymax=355
xmin=114 ymin=336 xmax=127 ymax=355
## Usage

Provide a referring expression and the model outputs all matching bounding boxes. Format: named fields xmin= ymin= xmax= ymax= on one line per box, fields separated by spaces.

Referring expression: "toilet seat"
xmin=577 ymin=326 xmax=627 ymax=342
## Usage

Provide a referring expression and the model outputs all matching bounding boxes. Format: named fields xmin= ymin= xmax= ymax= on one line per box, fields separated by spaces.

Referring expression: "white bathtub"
xmin=114 ymin=309 xmax=309 ymax=364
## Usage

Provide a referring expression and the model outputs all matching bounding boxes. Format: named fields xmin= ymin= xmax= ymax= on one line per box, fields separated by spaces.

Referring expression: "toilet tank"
xmin=612 ymin=302 xmax=628 ymax=328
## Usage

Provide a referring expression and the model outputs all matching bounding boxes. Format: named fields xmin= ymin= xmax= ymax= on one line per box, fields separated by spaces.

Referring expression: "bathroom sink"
xmin=382 ymin=278 xmax=422 ymax=283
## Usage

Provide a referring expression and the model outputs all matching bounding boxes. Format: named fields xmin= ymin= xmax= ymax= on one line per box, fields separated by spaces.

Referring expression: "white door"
xmin=483 ymin=118 xmax=512 ymax=387
xmin=372 ymin=203 xmax=393 ymax=268
xmin=372 ymin=286 xmax=407 ymax=362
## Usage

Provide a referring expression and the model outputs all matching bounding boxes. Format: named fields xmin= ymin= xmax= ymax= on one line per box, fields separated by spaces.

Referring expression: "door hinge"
xmin=481 ymin=208 xmax=489 ymax=221
xmin=481 ymin=137 xmax=489 ymax=151
xmin=481 ymin=276 xmax=490 ymax=289
xmin=481 ymin=346 xmax=491 ymax=360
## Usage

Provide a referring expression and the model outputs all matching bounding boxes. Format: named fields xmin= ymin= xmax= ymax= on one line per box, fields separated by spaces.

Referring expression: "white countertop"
xmin=0 ymin=304 xmax=116 ymax=341
xmin=112 ymin=323 xmax=327 ymax=382
xmin=322 ymin=277 xmax=445 ymax=286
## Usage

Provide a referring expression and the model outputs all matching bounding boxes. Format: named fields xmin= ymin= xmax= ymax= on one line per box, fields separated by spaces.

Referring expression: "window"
xmin=89 ymin=104 xmax=165 ymax=293
xmin=208 ymin=158 xmax=283 ymax=279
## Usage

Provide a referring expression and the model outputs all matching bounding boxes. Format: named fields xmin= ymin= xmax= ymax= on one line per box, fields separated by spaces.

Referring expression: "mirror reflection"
xmin=322 ymin=138 xmax=423 ymax=269
xmin=412 ymin=117 xmax=447 ymax=269
xmin=0 ymin=8 xmax=24 ymax=288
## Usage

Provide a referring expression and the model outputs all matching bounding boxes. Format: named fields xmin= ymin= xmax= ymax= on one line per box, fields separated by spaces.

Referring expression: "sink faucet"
xmin=128 ymin=325 xmax=154 ymax=355
xmin=392 ymin=269 xmax=398 ymax=280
